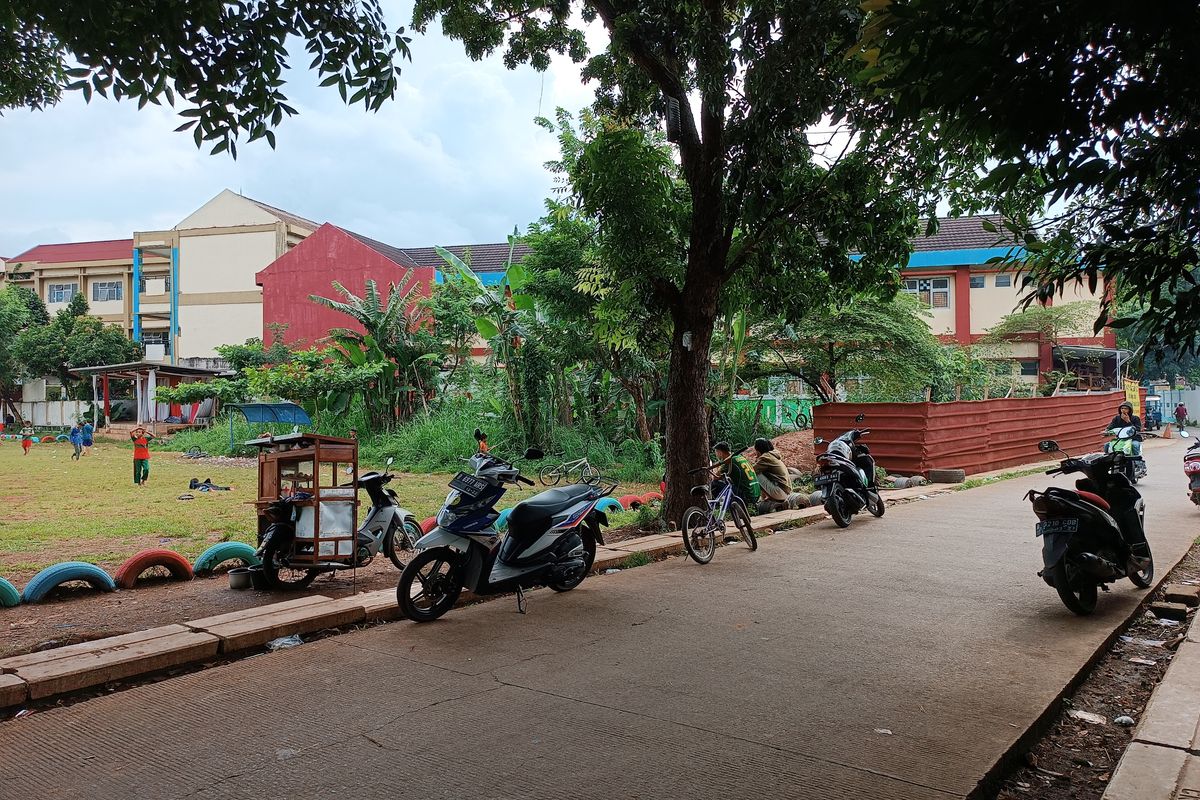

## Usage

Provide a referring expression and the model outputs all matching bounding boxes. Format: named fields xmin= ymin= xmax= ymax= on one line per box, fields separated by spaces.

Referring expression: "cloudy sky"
xmin=0 ymin=3 xmax=606 ymax=258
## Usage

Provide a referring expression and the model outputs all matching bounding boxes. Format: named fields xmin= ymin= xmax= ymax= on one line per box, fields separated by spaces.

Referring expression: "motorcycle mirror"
xmin=855 ymin=413 xmax=866 ymax=423
xmin=813 ymin=437 xmax=825 ymax=445
xmin=1182 ymin=430 xmax=1191 ymax=438
xmin=524 ymin=446 xmax=544 ymax=460
xmin=386 ymin=457 xmax=394 ymax=467
xmin=1037 ymin=439 xmax=1059 ymax=453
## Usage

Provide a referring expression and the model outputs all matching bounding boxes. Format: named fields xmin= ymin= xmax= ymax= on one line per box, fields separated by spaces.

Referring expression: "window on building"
xmin=47 ymin=283 xmax=78 ymax=303
xmin=969 ymin=275 xmax=985 ymax=289
xmin=142 ymin=330 xmax=171 ymax=355
xmin=92 ymin=281 xmax=123 ymax=302
xmin=902 ymin=277 xmax=951 ymax=308
xmin=995 ymin=273 xmax=1013 ymax=288
xmin=139 ymin=273 xmax=171 ymax=293
xmin=1020 ymin=360 xmax=1040 ymax=376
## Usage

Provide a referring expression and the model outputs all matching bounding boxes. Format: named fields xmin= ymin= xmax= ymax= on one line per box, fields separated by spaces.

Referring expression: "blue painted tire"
xmin=21 ymin=562 xmax=116 ymax=604
xmin=0 ymin=578 xmax=19 ymax=608
xmin=193 ymin=541 xmax=260 ymax=575
xmin=595 ymin=497 xmax=624 ymax=514
xmin=495 ymin=508 xmax=513 ymax=531
xmin=55 ymin=434 xmax=69 ymax=442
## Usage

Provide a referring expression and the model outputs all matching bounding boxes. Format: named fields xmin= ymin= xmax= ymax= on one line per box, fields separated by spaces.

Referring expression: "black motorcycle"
xmin=814 ymin=414 xmax=884 ymax=528
xmin=1027 ymin=439 xmax=1155 ymax=615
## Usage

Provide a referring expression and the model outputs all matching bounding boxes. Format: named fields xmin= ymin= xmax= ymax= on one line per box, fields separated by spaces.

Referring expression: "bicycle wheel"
xmin=730 ymin=500 xmax=757 ymax=551
xmin=580 ymin=464 xmax=601 ymax=485
xmin=539 ymin=464 xmax=562 ymax=486
xmin=682 ymin=506 xmax=717 ymax=564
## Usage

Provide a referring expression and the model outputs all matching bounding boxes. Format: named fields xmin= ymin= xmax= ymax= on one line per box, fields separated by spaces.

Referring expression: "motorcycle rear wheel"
xmin=1050 ymin=558 xmax=1098 ymax=615
xmin=866 ymin=491 xmax=885 ymax=518
xmin=825 ymin=487 xmax=852 ymax=528
xmin=548 ymin=531 xmax=597 ymax=592
xmin=1128 ymin=547 xmax=1155 ymax=589
xmin=397 ymin=548 xmax=462 ymax=622
xmin=261 ymin=539 xmax=319 ymax=591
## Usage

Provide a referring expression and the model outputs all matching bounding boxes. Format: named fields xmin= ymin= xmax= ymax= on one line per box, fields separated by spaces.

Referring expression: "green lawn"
xmin=0 ymin=438 xmax=651 ymax=583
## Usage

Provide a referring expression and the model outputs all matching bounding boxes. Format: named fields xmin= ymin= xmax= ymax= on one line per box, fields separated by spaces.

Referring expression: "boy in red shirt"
xmin=130 ymin=426 xmax=154 ymax=486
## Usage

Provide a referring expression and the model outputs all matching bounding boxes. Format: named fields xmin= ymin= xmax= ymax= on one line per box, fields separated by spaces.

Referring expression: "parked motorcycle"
xmin=256 ymin=457 xmax=422 ymax=589
xmin=814 ymin=414 xmax=884 ymax=528
xmin=1027 ymin=439 xmax=1154 ymax=615
xmin=1182 ymin=432 xmax=1200 ymax=507
xmin=396 ymin=436 xmax=615 ymax=621
xmin=1103 ymin=426 xmax=1147 ymax=483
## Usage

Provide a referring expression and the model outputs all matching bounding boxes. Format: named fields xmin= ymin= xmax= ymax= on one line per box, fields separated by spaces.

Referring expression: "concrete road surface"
xmin=3 ymin=441 xmax=1196 ymax=800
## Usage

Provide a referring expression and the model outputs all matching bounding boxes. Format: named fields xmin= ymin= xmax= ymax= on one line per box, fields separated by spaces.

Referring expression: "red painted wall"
xmin=815 ymin=390 xmax=1137 ymax=476
xmin=256 ymin=224 xmax=434 ymax=349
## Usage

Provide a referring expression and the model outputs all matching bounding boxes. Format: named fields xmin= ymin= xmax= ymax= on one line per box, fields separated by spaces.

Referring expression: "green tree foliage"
xmin=10 ymin=294 xmax=141 ymax=398
xmin=981 ymin=301 xmax=1097 ymax=374
xmin=413 ymin=0 xmax=975 ymax=519
xmin=747 ymin=294 xmax=944 ymax=403
xmin=3 ymin=0 xmax=411 ymax=156
xmin=421 ymin=276 xmax=478 ymax=394
xmin=860 ymin=0 xmax=1200 ymax=352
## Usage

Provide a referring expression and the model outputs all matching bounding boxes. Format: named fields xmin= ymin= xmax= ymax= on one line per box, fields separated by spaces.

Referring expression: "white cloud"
xmin=0 ymin=4 xmax=609 ymax=256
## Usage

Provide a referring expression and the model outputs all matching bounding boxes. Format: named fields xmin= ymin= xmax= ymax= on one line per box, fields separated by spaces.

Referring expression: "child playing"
xmin=21 ymin=424 xmax=33 ymax=455
xmin=69 ymin=423 xmax=84 ymax=460
xmin=130 ymin=426 xmax=154 ymax=486
xmin=82 ymin=421 xmax=94 ymax=455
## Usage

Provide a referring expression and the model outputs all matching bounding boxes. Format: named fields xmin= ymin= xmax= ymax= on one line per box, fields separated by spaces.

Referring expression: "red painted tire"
xmin=640 ymin=491 xmax=663 ymax=504
xmin=40 ymin=436 xmax=55 ymax=443
xmin=419 ymin=516 xmax=438 ymax=534
xmin=618 ymin=494 xmax=643 ymax=510
xmin=113 ymin=549 xmax=194 ymax=589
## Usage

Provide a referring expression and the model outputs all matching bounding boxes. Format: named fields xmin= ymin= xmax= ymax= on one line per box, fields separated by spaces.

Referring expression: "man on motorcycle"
xmin=712 ymin=442 xmax=760 ymax=510
xmin=1108 ymin=402 xmax=1143 ymax=456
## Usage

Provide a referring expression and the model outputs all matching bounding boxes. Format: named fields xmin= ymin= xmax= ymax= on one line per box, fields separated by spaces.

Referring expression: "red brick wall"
xmin=814 ymin=390 xmax=1135 ymax=476
xmin=255 ymin=224 xmax=434 ymax=349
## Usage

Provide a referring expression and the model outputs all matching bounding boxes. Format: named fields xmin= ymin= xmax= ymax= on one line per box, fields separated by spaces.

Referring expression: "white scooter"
xmin=353 ymin=457 xmax=423 ymax=570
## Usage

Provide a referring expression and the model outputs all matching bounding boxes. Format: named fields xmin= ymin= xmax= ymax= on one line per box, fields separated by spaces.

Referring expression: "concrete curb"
xmin=1103 ymin=602 xmax=1199 ymax=799
xmin=0 ymin=482 xmax=950 ymax=712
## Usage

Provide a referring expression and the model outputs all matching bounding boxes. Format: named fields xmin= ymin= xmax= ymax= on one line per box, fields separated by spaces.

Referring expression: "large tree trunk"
xmin=663 ymin=272 xmax=722 ymax=528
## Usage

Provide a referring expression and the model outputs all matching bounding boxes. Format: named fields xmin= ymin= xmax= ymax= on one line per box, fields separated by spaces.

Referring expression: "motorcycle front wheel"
xmin=397 ymin=547 xmax=463 ymax=622
xmin=1050 ymin=558 xmax=1098 ymax=615
xmin=825 ymin=486 xmax=852 ymax=528
xmin=384 ymin=518 xmax=424 ymax=570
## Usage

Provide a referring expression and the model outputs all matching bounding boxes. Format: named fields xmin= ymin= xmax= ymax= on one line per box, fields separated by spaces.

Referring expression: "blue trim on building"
xmin=434 ymin=270 xmax=506 ymax=286
xmin=170 ymin=246 xmax=179 ymax=366
xmin=905 ymin=246 xmax=1023 ymax=268
xmin=131 ymin=247 xmax=142 ymax=342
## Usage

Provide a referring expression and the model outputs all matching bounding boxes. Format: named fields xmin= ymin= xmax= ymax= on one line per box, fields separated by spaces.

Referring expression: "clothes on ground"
xmin=189 ymin=477 xmax=231 ymax=492
xmin=755 ymin=450 xmax=792 ymax=501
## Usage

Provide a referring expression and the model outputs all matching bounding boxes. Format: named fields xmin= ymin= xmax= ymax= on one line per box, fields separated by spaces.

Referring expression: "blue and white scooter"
xmin=396 ymin=431 xmax=616 ymax=621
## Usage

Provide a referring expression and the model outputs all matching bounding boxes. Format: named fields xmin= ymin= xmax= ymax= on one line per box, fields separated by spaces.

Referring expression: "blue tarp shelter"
xmin=229 ymin=403 xmax=312 ymax=451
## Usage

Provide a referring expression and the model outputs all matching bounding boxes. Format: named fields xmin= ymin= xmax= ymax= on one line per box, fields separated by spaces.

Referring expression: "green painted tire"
xmin=193 ymin=542 xmax=260 ymax=575
xmin=0 ymin=577 xmax=19 ymax=608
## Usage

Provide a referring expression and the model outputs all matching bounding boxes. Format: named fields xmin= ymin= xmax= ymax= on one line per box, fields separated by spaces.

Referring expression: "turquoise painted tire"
xmin=21 ymin=562 xmax=116 ymax=603
xmin=595 ymin=497 xmax=624 ymax=514
xmin=55 ymin=434 xmax=69 ymax=443
xmin=193 ymin=541 xmax=260 ymax=575
xmin=0 ymin=577 xmax=19 ymax=608
xmin=495 ymin=508 xmax=512 ymax=531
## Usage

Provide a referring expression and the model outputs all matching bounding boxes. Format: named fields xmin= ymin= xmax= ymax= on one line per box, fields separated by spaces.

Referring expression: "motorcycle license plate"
xmin=1036 ymin=518 xmax=1079 ymax=537
xmin=814 ymin=474 xmax=837 ymax=486
xmin=449 ymin=472 xmax=488 ymax=498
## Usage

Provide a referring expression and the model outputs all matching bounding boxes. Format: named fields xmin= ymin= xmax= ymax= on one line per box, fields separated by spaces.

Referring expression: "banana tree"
xmin=435 ymin=231 xmax=538 ymax=435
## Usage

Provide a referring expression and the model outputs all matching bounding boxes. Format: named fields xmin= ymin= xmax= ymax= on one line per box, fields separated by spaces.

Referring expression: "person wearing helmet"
xmin=1107 ymin=402 xmax=1143 ymax=456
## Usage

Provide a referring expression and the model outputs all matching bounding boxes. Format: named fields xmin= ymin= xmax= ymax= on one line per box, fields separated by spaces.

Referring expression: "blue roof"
xmin=231 ymin=403 xmax=312 ymax=425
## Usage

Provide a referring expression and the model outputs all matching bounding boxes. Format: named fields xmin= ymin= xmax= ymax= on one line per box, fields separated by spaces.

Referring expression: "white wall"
xmin=179 ymin=230 xmax=278 ymax=293
xmin=18 ymin=400 xmax=86 ymax=427
xmin=86 ymin=274 xmax=127 ymax=317
xmin=176 ymin=189 xmax=279 ymax=229
xmin=177 ymin=302 xmax=263 ymax=358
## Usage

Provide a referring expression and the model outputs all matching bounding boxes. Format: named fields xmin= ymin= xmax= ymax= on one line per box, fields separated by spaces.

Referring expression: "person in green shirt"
xmin=713 ymin=441 xmax=760 ymax=510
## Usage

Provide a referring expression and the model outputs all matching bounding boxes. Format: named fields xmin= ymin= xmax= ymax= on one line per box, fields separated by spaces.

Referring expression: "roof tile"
xmin=8 ymin=239 xmax=134 ymax=264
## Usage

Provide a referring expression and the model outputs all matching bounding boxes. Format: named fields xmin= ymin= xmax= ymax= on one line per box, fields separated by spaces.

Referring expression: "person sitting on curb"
xmin=712 ymin=441 xmax=760 ymax=512
xmin=753 ymin=437 xmax=794 ymax=513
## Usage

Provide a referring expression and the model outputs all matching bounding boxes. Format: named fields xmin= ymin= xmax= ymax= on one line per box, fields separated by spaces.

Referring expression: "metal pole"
xmin=132 ymin=247 xmax=143 ymax=344
xmin=91 ymin=374 xmax=98 ymax=430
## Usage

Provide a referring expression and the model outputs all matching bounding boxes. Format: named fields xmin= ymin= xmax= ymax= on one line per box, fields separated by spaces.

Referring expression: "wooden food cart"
xmin=248 ymin=432 xmax=359 ymax=589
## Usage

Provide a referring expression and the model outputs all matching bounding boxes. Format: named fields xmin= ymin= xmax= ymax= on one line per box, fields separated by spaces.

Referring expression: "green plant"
xmin=621 ymin=551 xmax=653 ymax=569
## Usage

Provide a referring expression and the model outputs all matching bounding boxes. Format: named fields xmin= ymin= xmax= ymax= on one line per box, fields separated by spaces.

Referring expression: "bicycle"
xmin=681 ymin=460 xmax=757 ymax=564
xmin=539 ymin=452 xmax=601 ymax=486
xmin=782 ymin=407 xmax=810 ymax=430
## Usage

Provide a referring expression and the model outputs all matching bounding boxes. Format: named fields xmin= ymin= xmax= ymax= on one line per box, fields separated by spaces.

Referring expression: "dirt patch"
xmin=996 ymin=547 xmax=1197 ymax=799
xmin=2 ymin=559 xmax=405 ymax=659
xmin=742 ymin=429 xmax=816 ymax=473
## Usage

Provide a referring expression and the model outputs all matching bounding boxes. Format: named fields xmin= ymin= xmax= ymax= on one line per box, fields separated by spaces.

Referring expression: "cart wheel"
xmin=261 ymin=540 xmax=319 ymax=590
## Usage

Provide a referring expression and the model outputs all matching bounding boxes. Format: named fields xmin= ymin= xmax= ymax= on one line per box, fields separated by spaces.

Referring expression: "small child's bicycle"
xmin=681 ymin=460 xmax=757 ymax=564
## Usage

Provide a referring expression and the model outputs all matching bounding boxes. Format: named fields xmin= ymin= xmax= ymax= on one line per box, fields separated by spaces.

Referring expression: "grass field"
xmin=0 ymin=438 xmax=652 ymax=583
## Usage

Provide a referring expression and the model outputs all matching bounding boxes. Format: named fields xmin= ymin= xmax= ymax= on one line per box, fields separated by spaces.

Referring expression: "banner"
xmin=1123 ymin=379 xmax=1141 ymax=418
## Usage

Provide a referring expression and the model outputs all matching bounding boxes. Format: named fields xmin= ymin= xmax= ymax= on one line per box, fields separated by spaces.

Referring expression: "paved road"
xmin=3 ymin=442 xmax=1196 ymax=800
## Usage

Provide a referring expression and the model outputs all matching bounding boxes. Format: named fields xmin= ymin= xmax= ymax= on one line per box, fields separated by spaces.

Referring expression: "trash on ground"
xmin=604 ymin=568 xmax=621 ymax=574
xmin=1120 ymin=636 xmax=1167 ymax=647
xmin=874 ymin=728 xmax=893 ymax=735
xmin=1128 ymin=657 xmax=1158 ymax=666
xmin=1113 ymin=715 xmax=1136 ymax=727
xmin=1157 ymin=619 xmax=1183 ymax=627
xmin=1067 ymin=710 xmax=1107 ymax=725
xmin=266 ymin=634 xmax=304 ymax=651
xmin=177 ymin=494 xmax=195 ymax=501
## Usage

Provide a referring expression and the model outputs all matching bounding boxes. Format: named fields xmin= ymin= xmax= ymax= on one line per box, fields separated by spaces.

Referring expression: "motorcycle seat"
xmin=1075 ymin=489 xmax=1110 ymax=511
xmin=509 ymin=484 xmax=595 ymax=533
